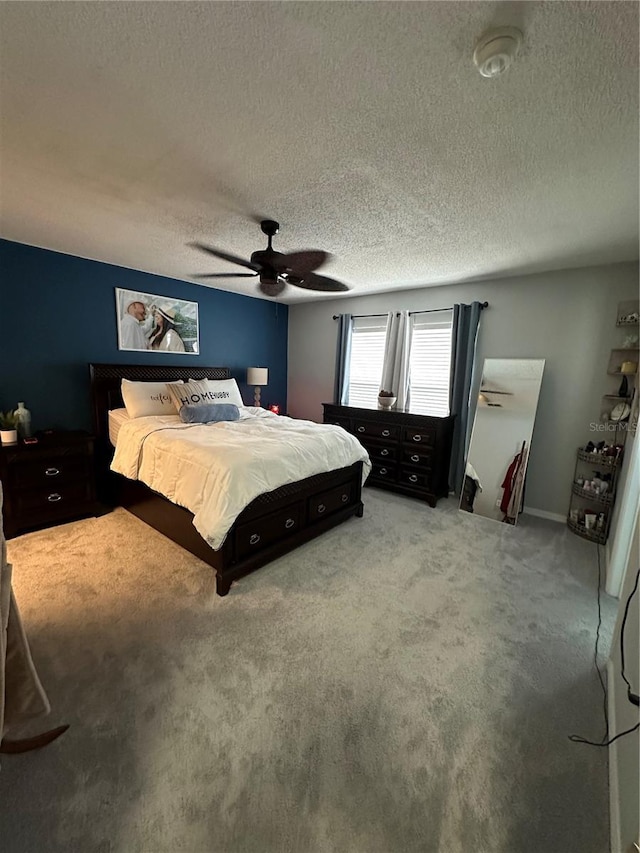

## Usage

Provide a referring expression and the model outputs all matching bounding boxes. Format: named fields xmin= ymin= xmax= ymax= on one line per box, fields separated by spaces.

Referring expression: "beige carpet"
xmin=0 ymin=490 xmax=615 ymax=853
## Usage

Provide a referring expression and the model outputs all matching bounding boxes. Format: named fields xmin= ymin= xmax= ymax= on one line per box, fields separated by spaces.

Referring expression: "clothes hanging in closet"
xmin=500 ymin=441 xmax=528 ymax=524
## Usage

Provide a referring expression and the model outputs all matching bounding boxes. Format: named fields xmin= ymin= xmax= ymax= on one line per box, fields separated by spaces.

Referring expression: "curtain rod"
xmin=408 ymin=301 xmax=489 ymax=316
xmin=332 ymin=312 xmax=388 ymax=320
xmin=332 ymin=302 xmax=488 ymax=321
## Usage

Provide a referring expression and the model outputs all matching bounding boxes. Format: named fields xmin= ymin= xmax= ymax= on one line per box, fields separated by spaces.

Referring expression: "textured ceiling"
xmin=0 ymin=1 xmax=638 ymax=303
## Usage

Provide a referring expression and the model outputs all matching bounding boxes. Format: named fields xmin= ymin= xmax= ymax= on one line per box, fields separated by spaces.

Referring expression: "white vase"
xmin=0 ymin=429 xmax=18 ymax=445
xmin=378 ymin=395 xmax=397 ymax=410
xmin=14 ymin=401 xmax=31 ymax=438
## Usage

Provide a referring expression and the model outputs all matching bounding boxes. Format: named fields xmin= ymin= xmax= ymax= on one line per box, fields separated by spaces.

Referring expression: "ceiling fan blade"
xmin=193 ymin=272 xmax=259 ymax=279
xmin=287 ymin=273 xmax=350 ymax=292
xmin=189 ymin=242 xmax=260 ymax=271
xmin=271 ymin=250 xmax=330 ymax=275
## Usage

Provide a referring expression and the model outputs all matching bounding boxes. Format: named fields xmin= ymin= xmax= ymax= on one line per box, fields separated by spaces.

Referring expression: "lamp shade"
xmin=247 ymin=367 xmax=268 ymax=386
xmin=620 ymin=361 xmax=637 ymax=375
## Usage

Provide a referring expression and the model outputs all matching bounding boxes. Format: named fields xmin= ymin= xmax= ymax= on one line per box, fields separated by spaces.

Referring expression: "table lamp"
xmin=619 ymin=361 xmax=637 ymax=398
xmin=247 ymin=367 xmax=268 ymax=407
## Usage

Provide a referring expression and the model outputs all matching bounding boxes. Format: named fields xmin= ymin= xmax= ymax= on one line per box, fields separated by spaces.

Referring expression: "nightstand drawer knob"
xmin=381 ymin=449 xmax=389 ymax=456
xmin=317 ymin=503 xmax=326 ymax=513
xmin=379 ymin=468 xmax=388 ymax=475
xmin=45 ymin=467 xmax=60 ymax=477
xmin=249 ymin=533 xmax=261 ymax=545
xmin=357 ymin=426 xmax=365 ymax=433
xmin=285 ymin=518 xmax=295 ymax=529
xmin=341 ymin=493 xmax=348 ymax=503
xmin=409 ymin=474 xmax=418 ymax=483
xmin=411 ymin=454 xmax=420 ymax=462
xmin=412 ymin=434 xmax=422 ymax=442
xmin=382 ymin=429 xmax=390 ymax=437
xmin=47 ymin=493 xmax=62 ymax=503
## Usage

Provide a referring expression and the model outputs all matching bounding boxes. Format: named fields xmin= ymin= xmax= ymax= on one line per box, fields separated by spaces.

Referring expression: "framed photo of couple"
xmin=115 ymin=288 xmax=199 ymax=355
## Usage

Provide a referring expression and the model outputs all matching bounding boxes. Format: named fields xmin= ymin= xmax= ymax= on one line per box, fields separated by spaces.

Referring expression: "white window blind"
xmin=346 ymin=315 xmax=388 ymax=408
xmin=408 ymin=311 xmax=453 ymax=416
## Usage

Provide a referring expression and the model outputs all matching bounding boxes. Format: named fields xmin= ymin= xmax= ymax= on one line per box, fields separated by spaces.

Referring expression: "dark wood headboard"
xmin=89 ymin=363 xmax=231 ymax=447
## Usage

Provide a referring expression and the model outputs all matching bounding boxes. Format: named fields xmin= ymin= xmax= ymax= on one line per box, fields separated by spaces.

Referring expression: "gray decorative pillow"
xmin=166 ymin=379 xmax=211 ymax=412
xmin=178 ymin=403 xmax=240 ymax=424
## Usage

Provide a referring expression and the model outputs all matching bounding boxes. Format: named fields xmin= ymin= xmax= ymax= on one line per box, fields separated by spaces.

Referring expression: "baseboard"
xmin=522 ymin=506 xmax=566 ymax=524
xmin=607 ymin=659 xmax=622 ymax=853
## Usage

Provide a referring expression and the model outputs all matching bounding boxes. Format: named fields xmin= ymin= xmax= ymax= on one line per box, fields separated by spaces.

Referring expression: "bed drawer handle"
xmin=408 ymin=474 xmax=419 ymax=484
xmin=380 ymin=449 xmax=389 ymax=456
xmin=381 ymin=429 xmax=390 ymax=437
xmin=45 ymin=467 xmax=61 ymax=477
xmin=249 ymin=533 xmax=261 ymax=545
xmin=412 ymin=434 xmax=422 ymax=442
xmin=379 ymin=467 xmax=388 ymax=476
xmin=341 ymin=493 xmax=348 ymax=503
xmin=285 ymin=518 xmax=295 ymax=529
xmin=357 ymin=426 xmax=365 ymax=433
xmin=47 ymin=493 xmax=62 ymax=503
xmin=410 ymin=454 xmax=420 ymax=463
xmin=317 ymin=503 xmax=326 ymax=514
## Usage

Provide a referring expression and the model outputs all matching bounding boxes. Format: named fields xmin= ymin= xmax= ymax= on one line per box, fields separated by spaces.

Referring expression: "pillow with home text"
xmin=189 ymin=378 xmax=244 ymax=407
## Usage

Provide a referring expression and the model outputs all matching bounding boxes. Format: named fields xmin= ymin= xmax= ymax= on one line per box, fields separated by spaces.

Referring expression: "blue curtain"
xmin=448 ymin=302 xmax=483 ymax=494
xmin=334 ymin=314 xmax=353 ymax=404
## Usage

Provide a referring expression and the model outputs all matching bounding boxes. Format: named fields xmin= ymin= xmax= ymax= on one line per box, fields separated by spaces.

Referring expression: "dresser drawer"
xmin=399 ymin=468 xmax=431 ymax=490
xmin=353 ymin=421 xmax=399 ymax=440
xmin=403 ymin=427 xmax=436 ymax=446
xmin=369 ymin=462 xmax=398 ymax=482
xmin=14 ymin=482 xmax=93 ymax=518
xmin=10 ymin=456 xmax=90 ymax=490
xmin=401 ymin=447 xmax=433 ymax=469
xmin=326 ymin=415 xmax=351 ymax=430
xmin=236 ymin=503 xmax=303 ymax=559
xmin=308 ymin=483 xmax=353 ymax=521
xmin=362 ymin=440 xmax=398 ymax=462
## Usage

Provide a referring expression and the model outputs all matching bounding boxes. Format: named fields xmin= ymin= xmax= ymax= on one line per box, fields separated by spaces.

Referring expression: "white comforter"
xmin=111 ymin=407 xmax=371 ymax=550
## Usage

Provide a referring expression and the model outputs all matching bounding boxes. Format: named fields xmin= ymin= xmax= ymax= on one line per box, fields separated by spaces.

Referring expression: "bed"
xmin=90 ymin=364 xmax=367 ymax=595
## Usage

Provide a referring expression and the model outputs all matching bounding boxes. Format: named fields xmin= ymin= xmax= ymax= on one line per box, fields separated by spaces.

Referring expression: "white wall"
xmin=288 ymin=262 xmax=639 ymax=517
xmin=608 ymin=509 xmax=639 ymax=853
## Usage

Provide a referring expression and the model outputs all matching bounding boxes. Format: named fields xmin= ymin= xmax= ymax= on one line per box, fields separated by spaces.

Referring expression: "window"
xmin=346 ymin=315 xmax=388 ymax=408
xmin=408 ymin=311 xmax=453 ymax=416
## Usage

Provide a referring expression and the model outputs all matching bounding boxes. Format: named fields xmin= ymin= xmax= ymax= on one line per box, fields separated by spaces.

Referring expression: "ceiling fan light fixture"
xmin=473 ymin=26 xmax=523 ymax=78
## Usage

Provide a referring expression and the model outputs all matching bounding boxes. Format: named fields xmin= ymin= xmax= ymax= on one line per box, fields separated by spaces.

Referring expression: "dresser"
xmin=323 ymin=403 xmax=455 ymax=507
xmin=0 ymin=431 xmax=97 ymax=539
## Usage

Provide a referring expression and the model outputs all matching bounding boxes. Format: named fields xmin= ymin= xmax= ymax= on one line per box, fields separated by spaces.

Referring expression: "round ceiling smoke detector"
xmin=473 ymin=26 xmax=523 ymax=78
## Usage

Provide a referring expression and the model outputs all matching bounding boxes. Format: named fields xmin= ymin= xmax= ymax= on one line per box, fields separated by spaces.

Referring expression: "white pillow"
xmin=121 ymin=378 xmax=183 ymax=419
xmin=189 ymin=378 xmax=244 ymax=407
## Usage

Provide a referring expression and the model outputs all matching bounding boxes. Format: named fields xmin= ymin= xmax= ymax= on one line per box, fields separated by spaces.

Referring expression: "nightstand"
xmin=0 ymin=431 xmax=97 ymax=539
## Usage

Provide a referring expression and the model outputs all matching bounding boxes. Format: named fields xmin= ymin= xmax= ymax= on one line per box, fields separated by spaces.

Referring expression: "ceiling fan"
xmin=190 ymin=220 xmax=350 ymax=297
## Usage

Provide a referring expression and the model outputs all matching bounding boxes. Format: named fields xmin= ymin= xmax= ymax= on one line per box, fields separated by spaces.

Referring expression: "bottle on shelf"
xmin=14 ymin=402 xmax=31 ymax=438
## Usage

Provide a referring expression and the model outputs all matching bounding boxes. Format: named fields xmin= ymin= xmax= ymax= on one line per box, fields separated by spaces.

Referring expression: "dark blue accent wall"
xmin=0 ymin=240 xmax=288 ymax=431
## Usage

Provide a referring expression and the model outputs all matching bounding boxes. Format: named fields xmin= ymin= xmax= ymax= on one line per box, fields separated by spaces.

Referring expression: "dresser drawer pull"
xmin=411 ymin=454 xmax=420 ymax=463
xmin=317 ymin=503 xmax=327 ymax=514
xmin=380 ymin=449 xmax=389 ymax=456
xmin=379 ymin=468 xmax=388 ymax=476
xmin=408 ymin=474 xmax=419 ymax=484
xmin=412 ymin=434 xmax=422 ymax=442
xmin=285 ymin=518 xmax=295 ymax=529
xmin=249 ymin=533 xmax=261 ymax=545
xmin=381 ymin=429 xmax=391 ymax=437
xmin=47 ymin=493 xmax=62 ymax=503
xmin=341 ymin=493 xmax=348 ymax=503
xmin=357 ymin=426 xmax=365 ymax=433
xmin=45 ymin=467 xmax=60 ymax=477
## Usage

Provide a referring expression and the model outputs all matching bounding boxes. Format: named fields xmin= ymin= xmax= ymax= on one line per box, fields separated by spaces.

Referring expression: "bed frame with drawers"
xmin=90 ymin=364 xmax=363 ymax=596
